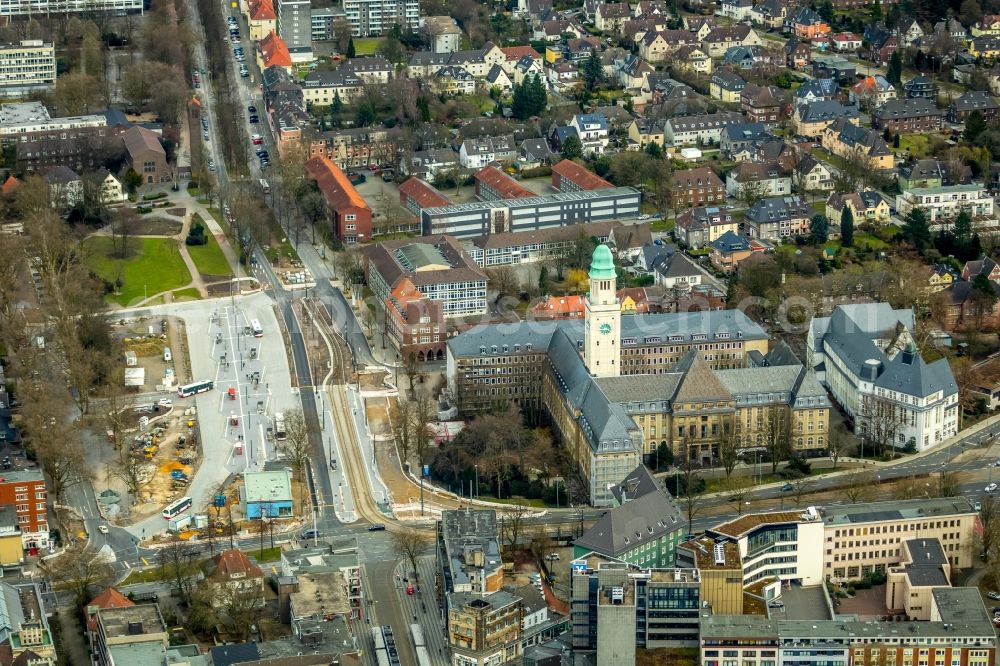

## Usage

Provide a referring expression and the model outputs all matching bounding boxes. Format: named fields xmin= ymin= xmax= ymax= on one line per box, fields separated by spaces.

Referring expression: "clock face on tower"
xmin=599 ymin=323 xmax=612 ymax=335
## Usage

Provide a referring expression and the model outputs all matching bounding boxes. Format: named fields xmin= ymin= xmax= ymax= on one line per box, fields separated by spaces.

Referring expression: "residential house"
xmin=717 ymin=0 xmax=753 ymax=22
xmin=719 ymin=122 xmax=768 ymax=158
xmin=741 ymin=84 xmax=787 ymax=125
xmin=423 ymin=16 xmax=462 ymax=53
xmin=512 ymin=56 xmax=544 ymax=86
xmin=723 ymin=45 xmax=767 ymax=70
xmin=675 ymin=206 xmax=737 ymax=248
xmin=726 ymin=161 xmax=791 ymax=198
xmin=663 ymin=112 xmax=744 ymax=147
xmin=639 ymin=30 xmax=690 ymax=63
xmin=790 ymin=8 xmax=830 ymax=40
xmin=895 ymin=183 xmax=995 ymax=223
xmin=459 ymin=136 xmax=516 ymax=169
xmin=850 ymin=75 xmax=897 ymax=108
xmin=898 ymin=17 xmax=924 ymax=47
xmin=903 ymin=75 xmax=938 ymax=99
xmin=942 ymin=278 xmax=1000 ymax=330
xmin=595 ymin=2 xmax=631 ymax=32
xmin=750 ymin=0 xmax=785 ymax=29
xmin=870 ymin=98 xmax=944 ymax=133
xmin=935 ymin=17 xmax=967 ymax=41
xmin=485 ymin=64 xmax=513 ymax=93
xmin=864 ymin=23 xmax=899 ymax=64
xmin=301 ymin=68 xmax=365 ymax=106
xmin=972 ymin=14 xmax=1000 ymax=36
xmin=44 ymin=166 xmax=82 ymax=209
xmin=702 ymin=26 xmax=762 ymax=58
xmin=962 ymin=256 xmax=1000 ymax=281
xmin=564 ymin=37 xmax=601 ymax=62
xmin=828 ymin=32 xmax=862 ymax=51
xmin=434 ymin=66 xmax=477 ymax=96
xmin=970 ymin=35 xmax=1000 ymax=59
xmin=898 ymin=158 xmax=973 ymax=190
xmin=793 ymin=100 xmax=859 ymax=139
xmin=821 ymin=118 xmax=894 ymax=170
xmin=794 ymin=77 xmax=839 ymax=103
xmin=95 ymin=169 xmax=125 ymax=204
xmin=673 ymin=45 xmax=712 ymax=75
xmin=304 ymin=155 xmax=373 ymax=244
xmin=826 ymin=191 xmax=891 ymax=226
xmin=756 ymin=137 xmax=798 ymax=171
xmin=794 ymin=155 xmax=833 ymax=193
xmin=616 ymin=55 xmax=655 ymax=91
xmin=627 ymin=118 xmax=665 ymax=148
xmin=785 ymin=38 xmax=812 ymax=69
xmin=685 ymin=16 xmax=719 ymax=39
xmin=257 ymin=31 xmax=293 ymax=73
xmin=709 ymin=68 xmax=746 ymax=103
xmin=948 ymin=90 xmax=1000 ymax=123
xmin=203 ymin=549 xmax=266 ymax=608
xmin=570 ymin=113 xmax=610 ymax=155
xmin=672 ymin=167 xmax=725 ymax=206
xmin=633 ymin=0 xmax=669 ymax=16
xmin=247 ymin=0 xmax=277 ymax=40
xmin=531 ymin=295 xmax=585 ymax=320
xmin=710 ymin=230 xmax=759 ymax=272
xmin=651 ymin=252 xmax=706 ymax=291
xmin=811 ymin=53 xmax=856 ymax=83
xmin=744 ymin=195 xmax=812 ymax=239
xmin=122 ymin=126 xmax=169 ymax=185
xmin=518 ymin=138 xmax=557 ymax=168
xmin=405 ymin=149 xmax=459 ymax=179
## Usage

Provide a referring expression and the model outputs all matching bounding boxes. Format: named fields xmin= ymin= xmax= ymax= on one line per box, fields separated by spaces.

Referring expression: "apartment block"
xmin=0 ymin=0 xmax=140 ymax=16
xmin=275 ymin=0 xmax=312 ymax=58
xmin=0 ymin=40 xmax=55 ymax=96
xmin=436 ymin=510 xmax=505 ymax=601
xmin=896 ymin=183 xmax=995 ymax=224
xmin=343 ymin=0 xmax=419 ymax=36
xmin=448 ymin=590 xmax=524 ymax=666
xmin=0 ymin=470 xmax=47 ymax=551
xmin=93 ymin=604 xmax=168 ymax=666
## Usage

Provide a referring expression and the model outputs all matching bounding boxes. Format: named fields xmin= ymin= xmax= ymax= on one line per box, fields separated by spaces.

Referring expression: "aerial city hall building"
xmin=447 ymin=246 xmax=830 ymax=506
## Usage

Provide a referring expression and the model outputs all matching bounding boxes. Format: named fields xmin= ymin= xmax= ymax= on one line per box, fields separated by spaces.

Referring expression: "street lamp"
xmin=474 ymin=464 xmax=479 ymax=500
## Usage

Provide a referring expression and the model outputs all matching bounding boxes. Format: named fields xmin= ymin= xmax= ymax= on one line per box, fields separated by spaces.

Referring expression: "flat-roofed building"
xmin=93 ymin=604 xmax=167 ymax=666
xmin=0 ymin=41 xmax=55 ymax=96
xmin=436 ymin=509 xmax=504 ymax=601
xmin=0 ymin=0 xmax=141 ymax=16
xmin=822 ymin=497 xmax=978 ymax=581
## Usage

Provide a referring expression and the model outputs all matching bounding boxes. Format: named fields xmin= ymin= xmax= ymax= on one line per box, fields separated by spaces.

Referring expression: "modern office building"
xmin=700 ymin=588 xmax=996 ymax=666
xmin=342 ymin=0 xmax=418 ymax=36
xmin=0 ymin=40 xmax=55 ymax=96
xmin=420 ymin=187 xmax=641 ymax=239
xmin=807 ymin=303 xmax=959 ymax=453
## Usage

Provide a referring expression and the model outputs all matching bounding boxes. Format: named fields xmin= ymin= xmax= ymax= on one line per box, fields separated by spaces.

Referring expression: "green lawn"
xmin=352 ymin=38 xmax=380 ymax=55
xmin=84 ymin=236 xmax=192 ymax=306
xmin=823 ymin=233 xmax=890 ymax=253
xmin=186 ymin=221 xmax=233 ymax=278
xmin=897 ymin=133 xmax=932 ymax=158
xmin=121 ymin=560 xmax=204 ymax=585
xmin=173 ymin=287 xmax=201 ymax=301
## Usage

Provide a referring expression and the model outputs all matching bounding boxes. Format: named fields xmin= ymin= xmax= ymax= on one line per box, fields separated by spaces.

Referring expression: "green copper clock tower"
xmin=584 ymin=244 xmax=620 ymax=378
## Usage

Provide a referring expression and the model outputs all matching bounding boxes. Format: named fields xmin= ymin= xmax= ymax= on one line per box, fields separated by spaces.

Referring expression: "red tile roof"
xmin=85 ymin=587 xmax=134 ymax=632
xmin=211 ymin=548 xmax=264 ymax=579
xmin=551 ymin=159 xmax=613 ymax=191
xmin=474 ymin=166 xmax=535 ymax=199
xmin=1 ymin=176 xmax=18 ymax=194
xmin=249 ymin=0 xmax=276 ymax=20
xmin=500 ymin=46 xmax=541 ymax=61
xmin=305 ymin=156 xmax=371 ymax=212
xmin=531 ymin=295 xmax=585 ymax=319
xmin=399 ymin=176 xmax=451 ymax=209
xmin=259 ymin=31 xmax=291 ymax=69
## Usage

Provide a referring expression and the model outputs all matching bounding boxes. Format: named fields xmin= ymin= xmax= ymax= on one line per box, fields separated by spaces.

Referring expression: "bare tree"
xmin=391 ymin=528 xmax=432 ymax=584
xmin=721 ymin=476 xmax=753 ymax=516
xmin=211 ymin=577 xmax=265 ymax=642
xmin=676 ymin=439 xmax=703 ymax=534
xmin=501 ymin=503 xmax=530 ymax=551
xmin=718 ymin=419 xmax=740 ymax=479
xmin=979 ymin=493 xmax=1000 ymax=560
xmin=157 ymin=536 xmax=200 ymax=605
xmin=402 ymin=352 xmax=420 ymax=393
xmin=279 ymin=408 xmax=314 ymax=511
xmin=827 ymin=425 xmax=849 ymax=468
xmin=843 ymin=470 xmax=875 ymax=504
xmin=109 ymin=207 xmax=139 ymax=259
xmin=41 ymin=542 xmax=115 ymax=607
xmin=762 ymin=408 xmax=791 ymax=474
xmin=860 ymin=394 xmax=906 ymax=458
xmin=790 ymin=478 xmax=812 ymax=507
xmin=99 ymin=380 xmax=137 ymax=454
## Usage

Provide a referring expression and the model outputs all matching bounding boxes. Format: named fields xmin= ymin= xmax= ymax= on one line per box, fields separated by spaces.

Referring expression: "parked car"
xmin=301 ymin=528 xmax=319 ymax=539
xmin=368 ymin=523 xmax=386 ymax=531
xmin=252 ymin=134 xmax=263 ymax=145
xmin=989 ymin=591 xmax=1000 ymax=600
xmin=987 ymin=483 xmax=998 ymax=493
xmin=768 ymin=600 xmax=784 ymax=608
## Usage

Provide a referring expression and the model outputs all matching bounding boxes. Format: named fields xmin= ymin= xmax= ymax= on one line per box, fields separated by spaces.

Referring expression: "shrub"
xmin=142 ymin=192 xmax=167 ymax=201
xmin=186 ymin=222 xmax=208 ymax=246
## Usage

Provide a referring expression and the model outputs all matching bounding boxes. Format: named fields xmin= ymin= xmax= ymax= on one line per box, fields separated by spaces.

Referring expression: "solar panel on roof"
xmin=848 ymin=510 xmax=901 ymax=523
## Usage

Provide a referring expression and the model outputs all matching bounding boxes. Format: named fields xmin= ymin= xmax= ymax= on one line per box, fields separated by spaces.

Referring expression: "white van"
xmin=163 ymin=347 xmax=172 ymax=362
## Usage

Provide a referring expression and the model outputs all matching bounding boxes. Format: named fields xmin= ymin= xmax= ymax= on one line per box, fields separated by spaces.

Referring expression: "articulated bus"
xmin=162 ymin=496 xmax=192 ymax=520
xmin=177 ymin=379 xmax=214 ymax=398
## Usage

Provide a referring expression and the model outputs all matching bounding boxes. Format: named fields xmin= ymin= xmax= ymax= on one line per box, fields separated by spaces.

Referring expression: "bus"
xmin=410 ymin=623 xmax=425 ymax=649
xmin=250 ymin=319 xmax=263 ymax=337
xmin=162 ymin=496 xmax=192 ymax=520
xmin=177 ymin=379 xmax=214 ymax=398
xmin=259 ymin=178 xmax=270 ymax=195
xmin=274 ymin=412 xmax=287 ymax=441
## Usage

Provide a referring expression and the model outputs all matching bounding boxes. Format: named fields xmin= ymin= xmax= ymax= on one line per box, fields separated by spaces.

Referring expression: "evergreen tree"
xmin=887 ymin=52 xmax=903 ymax=86
xmin=513 ymin=73 xmax=547 ymax=119
xmin=644 ymin=142 xmax=662 ymax=158
xmin=965 ymin=110 xmax=988 ymax=142
xmin=840 ymin=207 xmax=854 ymax=247
xmin=346 ymin=37 xmax=356 ymax=58
xmin=561 ymin=135 xmax=583 ymax=159
xmin=417 ymin=95 xmax=431 ymax=123
xmin=954 ymin=209 xmax=973 ymax=246
xmin=870 ymin=0 xmax=882 ymax=22
xmin=902 ymin=208 xmax=931 ymax=250
xmin=583 ymin=49 xmax=602 ymax=92
xmin=893 ymin=133 xmax=900 ymax=148
xmin=330 ymin=91 xmax=343 ymax=115
xmin=810 ymin=214 xmax=829 ymax=244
